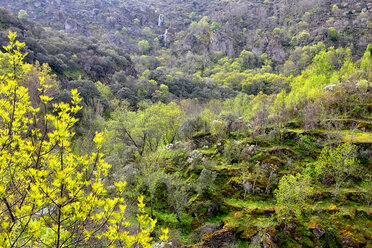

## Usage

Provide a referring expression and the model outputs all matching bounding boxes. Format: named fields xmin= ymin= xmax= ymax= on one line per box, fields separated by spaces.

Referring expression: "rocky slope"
xmin=1 ymin=0 xmax=371 ymax=59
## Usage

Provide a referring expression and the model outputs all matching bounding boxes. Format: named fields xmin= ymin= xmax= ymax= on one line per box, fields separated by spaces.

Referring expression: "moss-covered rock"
xmin=201 ymin=225 xmax=236 ymax=248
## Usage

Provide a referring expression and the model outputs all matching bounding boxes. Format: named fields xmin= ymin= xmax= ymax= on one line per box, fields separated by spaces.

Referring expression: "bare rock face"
xmin=64 ymin=18 xmax=77 ymax=33
xmin=33 ymin=1 xmax=42 ymax=8
xmin=183 ymin=34 xmax=197 ymax=51
xmin=201 ymin=226 xmax=236 ymax=248
xmin=266 ymin=39 xmax=286 ymax=63
xmin=195 ymin=223 xmax=221 ymax=241
xmin=313 ymin=224 xmax=325 ymax=239
xmin=94 ymin=0 xmax=103 ymax=9
xmin=209 ymin=32 xmax=235 ymax=57
xmin=252 ymin=36 xmax=269 ymax=56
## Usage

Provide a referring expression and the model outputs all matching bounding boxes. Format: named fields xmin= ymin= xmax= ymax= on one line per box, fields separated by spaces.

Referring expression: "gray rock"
xmin=252 ymin=36 xmax=269 ymax=56
xmin=64 ymin=18 xmax=77 ymax=33
xmin=183 ymin=34 xmax=196 ymax=50
xmin=266 ymin=39 xmax=286 ymax=63
xmin=33 ymin=1 xmax=42 ymax=8
xmin=312 ymin=224 xmax=325 ymax=239
xmin=209 ymin=32 xmax=235 ymax=57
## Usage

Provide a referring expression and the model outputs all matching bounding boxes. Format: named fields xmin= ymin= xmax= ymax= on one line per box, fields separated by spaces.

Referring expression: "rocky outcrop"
xmin=266 ymin=39 xmax=286 ymax=63
xmin=183 ymin=34 xmax=197 ymax=51
xmin=209 ymin=32 xmax=235 ymax=57
xmin=308 ymin=221 xmax=325 ymax=239
xmin=64 ymin=18 xmax=77 ymax=33
xmin=0 ymin=0 xmax=158 ymax=37
xmin=252 ymin=36 xmax=269 ymax=56
xmin=200 ymin=225 xmax=236 ymax=248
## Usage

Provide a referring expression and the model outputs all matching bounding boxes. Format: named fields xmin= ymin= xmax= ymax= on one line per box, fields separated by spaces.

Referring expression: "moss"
xmin=191 ymin=217 xmax=202 ymax=230
xmin=342 ymin=132 xmax=372 ymax=143
xmin=299 ymin=236 xmax=314 ymax=247
xmin=250 ymin=152 xmax=284 ymax=166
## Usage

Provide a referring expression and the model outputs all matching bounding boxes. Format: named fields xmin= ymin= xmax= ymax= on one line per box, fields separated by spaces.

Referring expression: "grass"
xmin=225 ymin=198 xmax=275 ymax=210
xmin=342 ymin=131 xmax=372 ymax=143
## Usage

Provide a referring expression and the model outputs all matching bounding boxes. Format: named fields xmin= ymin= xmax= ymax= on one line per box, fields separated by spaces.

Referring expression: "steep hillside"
xmin=0 ymin=7 xmax=136 ymax=81
xmin=0 ymin=1 xmax=371 ymax=247
xmin=1 ymin=0 xmax=371 ymax=58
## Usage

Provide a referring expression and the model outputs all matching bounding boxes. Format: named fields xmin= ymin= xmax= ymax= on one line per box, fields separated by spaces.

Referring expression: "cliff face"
xmin=0 ymin=0 xmax=157 ymax=36
xmin=1 ymin=0 xmax=371 ymax=59
xmin=0 ymin=7 xmax=137 ymax=82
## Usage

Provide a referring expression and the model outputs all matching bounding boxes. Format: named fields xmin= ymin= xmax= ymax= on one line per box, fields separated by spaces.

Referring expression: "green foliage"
xmin=0 ymin=31 xmax=160 ymax=248
xmin=189 ymin=12 xmax=196 ymax=20
xmin=316 ymin=143 xmax=358 ymax=197
xmin=104 ymin=102 xmax=183 ymax=158
xmin=17 ymin=9 xmax=28 ymax=19
xmin=328 ymin=27 xmax=338 ymax=42
xmin=195 ymin=169 xmax=217 ymax=195
xmin=360 ymin=179 xmax=371 ymax=214
xmin=180 ymin=116 xmax=209 ymax=139
xmin=286 ymin=46 xmax=360 ymax=106
xmin=138 ymin=151 xmax=167 ymax=217
xmin=275 ymin=174 xmax=312 ymax=222
xmin=113 ymin=70 xmax=127 ymax=84
xmin=138 ymin=40 xmax=151 ymax=54
xmin=67 ymin=79 xmax=101 ymax=104
xmin=165 ymin=176 xmax=190 ymax=223
xmin=211 ymin=22 xmax=219 ymax=31
xmin=360 ymin=44 xmax=372 ymax=81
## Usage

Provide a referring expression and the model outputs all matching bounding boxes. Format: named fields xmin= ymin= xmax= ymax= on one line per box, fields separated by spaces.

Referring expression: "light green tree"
xmin=138 ymin=151 xmax=167 ymax=218
xmin=18 ymin=9 xmax=29 ymax=19
xmin=0 ymin=31 xmax=163 ymax=248
xmin=316 ymin=143 xmax=358 ymax=198
xmin=189 ymin=12 xmax=196 ymax=20
xmin=275 ymin=174 xmax=312 ymax=223
xmin=104 ymin=102 xmax=183 ymax=157
xmin=138 ymin=40 xmax=151 ymax=54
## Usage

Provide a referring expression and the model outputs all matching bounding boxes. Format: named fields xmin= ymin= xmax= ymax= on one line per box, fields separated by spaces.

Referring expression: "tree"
xmin=271 ymin=89 xmax=288 ymax=140
xmin=328 ymin=27 xmax=338 ymax=42
xmin=152 ymin=84 xmax=168 ymax=102
xmin=275 ymin=174 xmax=311 ymax=224
xmin=0 ymin=31 xmax=162 ymax=248
xmin=165 ymin=176 xmax=189 ymax=223
xmin=189 ymin=12 xmax=196 ymax=20
xmin=211 ymin=22 xmax=219 ymax=31
xmin=316 ymin=143 xmax=358 ymax=198
xmin=138 ymin=151 xmax=167 ymax=218
xmin=138 ymin=40 xmax=151 ymax=54
xmin=104 ymin=102 xmax=183 ymax=158
xmin=18 ymin=9 xmax=29 ymax=19
xmin=360 ymin=179 xmax=371 ymax=215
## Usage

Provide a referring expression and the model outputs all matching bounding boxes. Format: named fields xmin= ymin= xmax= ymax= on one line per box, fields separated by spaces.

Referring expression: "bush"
xmin=180 ymin=116 xmax=209 ymax=139
xmin=328 ymin=27 xmax=338 ymax=42
xmin=196 ymin=168 xmax=217 ymax=195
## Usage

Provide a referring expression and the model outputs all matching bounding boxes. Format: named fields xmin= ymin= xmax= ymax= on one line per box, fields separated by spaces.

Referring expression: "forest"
xmin=0 ymin=0 xmax=371 ymax=247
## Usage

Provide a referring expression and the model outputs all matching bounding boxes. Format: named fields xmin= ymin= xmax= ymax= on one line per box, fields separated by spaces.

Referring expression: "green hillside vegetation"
xmin=0 ymin=0 xmax=371 ymax=247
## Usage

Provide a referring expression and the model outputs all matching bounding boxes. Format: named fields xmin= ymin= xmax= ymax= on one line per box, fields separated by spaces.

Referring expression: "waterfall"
xmin=163 ymin=28 xmax=168 ymax=47
xmin=158 ymin=14 xmax=164 ymax=27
